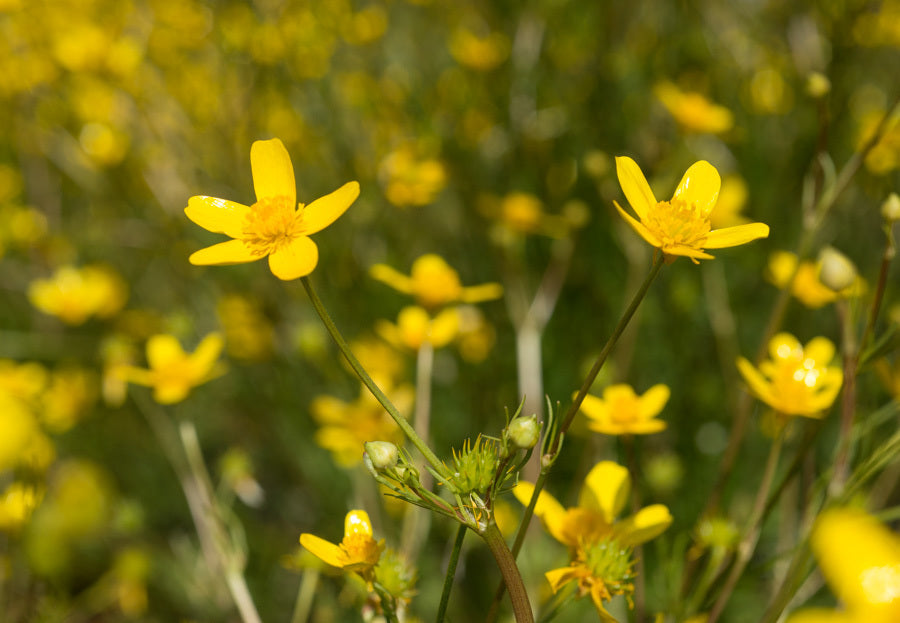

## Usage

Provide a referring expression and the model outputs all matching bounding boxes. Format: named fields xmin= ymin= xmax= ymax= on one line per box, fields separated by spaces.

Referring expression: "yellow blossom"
xmin=376 ymin=306 xmax=460 ymax=351
xmin=654 ymin=81 xmax=734 ymax=134
xmin=767 ymin=251 xmax=865 ymax=308
xmin=449 ymin=27 xmax=510 ymax=71
xmin=513 ymin=460 xmax=672 ymax=548
xmin=185 ymin=138 xmax=359 ymax=280
xmin=370 ymin=254 xmax=503 ymax=309
xmin=856 ymin=109 xmax=900 ymax=175
xmin=40 ymin=367 xmax=97 ymax=433
xmin=116 ymin=333 xmax=225 ymax=404
xmin=300 ymin=510 xmax=384 ymax=578
xmin=614 ymin=157 xmax=769 ymax=263
xmin=0 ymin=481 xmax=43 ymax=531
xmin=378 ymin=146 xmax=446 ymax=207
xmin=0 ymin=393 xmax=40 ymax=472
xmin=311 ymin=383 xmax=413 ymax=467
xmin=737 ymin=332 xmax=842 ymax=418
xmin=578 ymin=383 xmax=669 ymax=435
xmin=786 ymin=508 xmax=900 ymax=623
xmin=479 ymin=192 xmax=579 ymax=239
xmin=28 ymin=264 xmax=127 ymax=325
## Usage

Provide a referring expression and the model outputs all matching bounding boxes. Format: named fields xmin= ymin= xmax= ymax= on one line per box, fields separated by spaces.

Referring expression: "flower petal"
xmin=614 ymin=201 xmax=663 ymax=247
xmin=638 ymin=384 xmax=670 ymax=419
xmin=301 ymin=181 xmax=360 ymax=235
xmin=804 ymin=337 xmax=836 ymax=366
xmin=267 ymin=236 xmax=319 ymax=280
xmin=370 ymin=264 xmax=414 ymax=295
xmin=615 ymin=156 xmax=657 ymax=220
xmin=184 ymin=196 xmax=249 ymax=238
xmin=429 ymin=308 xmax=459 ymax=348
xmin=663 ymin=244 xmax=715 ymax=260
xmin=513 ymin=481 xmax=566 ymax=529
xmin=459 ymin=283 xmax=504 ymax=303
xmin=146 ymin=334 xmax=186 ymax=369
xmin=770 ymin=333 xmax=802 ymax=361
xmin=704 ymin=222 xmax=770 ymax=249
xmin=299 ymin=533 xmax=344 ymax=568
xmin=344 ymin=510 xmax=374 ymax=538
xmin=736 ymin=357 xmax=776 ymax=407
xmin=673 ymin=160 xmax=721 ymax=217
xmin=188 ymin=333 xmax=225 ymax=377
xmin=615 ymin=503 xmax=673 ymax=546
xmin=580 ymin=461 xmax=630 ymax=523
xmin=578 ymin=393 xmax=609 ymax=422
xmin=545 ymin=565 xmax=581 ymax=593
xmin=251 ymin=138 xmax=296 ymax=205
xmin=189 ymin=240 xmax=259 ymax=265
xmin=152 ymin=381 xmax=191 ymax=404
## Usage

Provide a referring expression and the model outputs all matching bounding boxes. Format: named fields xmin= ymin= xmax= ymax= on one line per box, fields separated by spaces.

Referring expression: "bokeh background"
xmin=1 ymin=0 xmax=899 ymax=621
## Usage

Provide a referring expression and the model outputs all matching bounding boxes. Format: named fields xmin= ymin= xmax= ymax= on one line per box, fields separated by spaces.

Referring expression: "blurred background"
xmin=1 ymin=0 xmax=898 ymax=621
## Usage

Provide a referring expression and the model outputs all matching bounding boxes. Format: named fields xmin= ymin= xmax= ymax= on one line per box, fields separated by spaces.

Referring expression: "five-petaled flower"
xmin=116 ymin=333 xmax=225 ymax=404
xmin=370 ymin=254 xmax=503 ymax=309
xmin=614 ymin=157 xmax=769 ymax=263
xmin=300 ymin=510 xmax=384 ymax=580
xmin=185 ymin=138 xmax=359 ymax=280
xmin=786 ymin=508 xmax=900 ymax=623
xmin=737 ymin=332 xmax=843 ymax=418
xmin=578 ymin=383 xmax=670 ymax=435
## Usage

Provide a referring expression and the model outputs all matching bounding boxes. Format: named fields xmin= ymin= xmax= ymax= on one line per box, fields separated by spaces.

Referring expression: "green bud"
xmin=507 ymin=415 xmax=540 ymax=449
xmin=374 ymin=547 xmax=417 ymax=602
xmin=818 ymin=246 xmax=857 ymax=293
xmin=364 ymin=441 xmax=399 ymax=471
xmin=449 ymin=436 xmax=499 ymax=496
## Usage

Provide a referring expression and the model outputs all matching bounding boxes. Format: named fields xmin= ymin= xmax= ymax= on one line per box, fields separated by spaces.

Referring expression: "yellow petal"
xmin=704 ymin=222 xmax=770 ymax=249
xmin=615 ymin=156 xmax=657 ymax=220
xmin=770 ymin=333 xmax=802 ymax=361
xmin=428 ymin=308 xmax=459 ymax=347
xmin=784 ymin=608 xmax=856 ymax=623
xmin=370 ymin=264 xmax=415 ymax=295
xmin=301 ymin=181 xmax=360 ymax=235
xmin=578 ymin=393 xmax=609 ymax=421
xmin=267 ymin=236 xmax=318 ymax=280
xmin=344 ymin=510 xmax=374 ymax=538
xmin=184 ymin=196 xmax=249 ymax=238
xmin=152 ymin=380 xmax=191 ymax=404
xmin=672 ymin=161 xmax=721 ymax=217
xmin=545 ymin=565 xmax=581 ymax=593
xmin=804 ymin=337 xmax=836 ymax=366
xmin=736 ymin=357 xmax=776 ymax=407
xmin=251 ymin=138 xmax=296 ymax=205
xmin=767 ymin=251 xmax=798 ymax=288
xmin=614 ymin=201 xmax=663 ymax=247
xmin=663 ymin=244 xmax=716 ymax=260
xmin=638 ymin=384 xmax=670 ymax=419
xmin=146 ymin=334 xmax=186 ymax=369
xmin=299 ymin=533 xmax=344 ymax=568
xmin=615 ymin=503 xmax=673 ymax=546
xmin=580 ymin=461 xmax=629 ymax=523
xmin=188 ymin=333 xmax=225 ymax=377
xmin=588 ymin=419 xmax=667 ymax=435
xmin=310 ymin=396 xmax=350 ymax=425
xmin=512 ymin=481 xmax=566 ymax=528
xmin=189 ymin=240 xmax=259 ymax=265
xmin=459 ymin=283 xmax=504 ymax=303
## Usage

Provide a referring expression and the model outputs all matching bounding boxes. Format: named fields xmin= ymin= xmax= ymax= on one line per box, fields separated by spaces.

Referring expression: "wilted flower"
xmin=370 ymin=254 xmax=503 ymax=309
xmin=185 ymin=138 xmax=359 ymax=280
xmin=614 ymin=157 xmax=769 ymax=263
xmin=578 ymin=383 xmax=669 ymax=435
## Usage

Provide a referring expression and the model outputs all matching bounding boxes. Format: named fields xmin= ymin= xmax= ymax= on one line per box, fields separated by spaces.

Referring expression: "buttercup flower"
xmin=378 ymin=146 xmax=446 ymax=207
xmin=300 ymin=510 xmax=384 ymax=578
xmin=185 ymin=138 xmax=359 ymax=280
xmin=614 ymin=157 xmax=769 ymax=262
xmin=370 ymin=254 xmax=503 ymax=309
xmin=116 ymin=333 xmax=225 ymax=404
xmin=28 ymin=264 xmax=127 ymax=325
xmin=767 ymin=251 xmax=865 ymax=308
xmin=737 ymin=332 xmax=842 ymax=418
xmin=654 ymin=81 xmax=734 ymax=134
xmin=578 ymin=383 xmax=670 ymax=435
xmin=786 ymin=508 xmax=900 ymax=623
xmin=375 ymin=306 xmax=460 ymax=351
xmin=513 ymin=460 xmax=672 ymax=548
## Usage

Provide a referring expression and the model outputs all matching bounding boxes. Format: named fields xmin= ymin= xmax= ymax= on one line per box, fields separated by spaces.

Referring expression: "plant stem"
xmin=436 ymin=523 xmax=467 ymax=623
xmin=481 ymin=523 xmax=534 ymax=623
xmin=402 ymin=342 xmax=436 ymax=558
xmin=301 ymin=276 xmax=447 ymax=478
xmin=290 ymin=568 xmax=319 ymax=623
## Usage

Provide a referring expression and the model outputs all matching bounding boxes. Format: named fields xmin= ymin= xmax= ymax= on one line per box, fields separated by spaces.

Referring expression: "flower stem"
xmin=481 ymin=522 xmax=534 ymax=623
xmin=301 ymin=276 xmax=447 ymax=478
xmin=402 ymin=342 xmax=435 ymax=559
xmin=290 ymin=568 xmax=319 ymax=623
xmin=436 ymin=523 xmax=467 ymax=623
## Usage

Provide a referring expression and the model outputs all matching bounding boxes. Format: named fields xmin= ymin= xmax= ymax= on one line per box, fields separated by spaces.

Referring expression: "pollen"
xmin=643 ymin=198 xmax=711 ymax=249
xmin=241 ymin=195 xmax=302 ymax=256
xmin=339 ymin=533 xmax=383 ymax=567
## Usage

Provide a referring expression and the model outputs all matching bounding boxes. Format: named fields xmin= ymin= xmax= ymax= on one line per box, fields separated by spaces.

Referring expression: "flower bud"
xmin=818 ymin=247 xmax=858 ymax=293
xmin=882 ymin=192 xmax=900 ymax=222
xmin=507 ymin=415 xmax=540 ymax=449
xmin=364 ymin=441 xmax=399 ymax=471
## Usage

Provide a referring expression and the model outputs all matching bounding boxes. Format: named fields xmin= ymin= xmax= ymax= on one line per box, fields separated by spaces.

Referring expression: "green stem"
xmin=436 ymin=524 xmax=467 ymax=623
xmin=301 ymin=276 xmax=447 ymax=478
xmin=481 ymin=523 xmax=534 ymax=623
xmin=290 ymin=568 xmax=319 ymax=623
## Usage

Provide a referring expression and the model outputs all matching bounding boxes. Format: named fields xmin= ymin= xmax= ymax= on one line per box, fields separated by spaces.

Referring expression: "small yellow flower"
xmin=786 ymin=508 xmax=900 ymax=623
xmin=370 ymin=254 xmax=503 ymax=309
xmin=513 ymin=461 xmax=672 ymax=548
xmin=654 ymin=81 xmax=734 ymax=134
xmin=736 ymin=332 xmax=843 ymax=418
xmin=767 ymin=251 xmax=865 ymax=308
xmin=378 ymin=146 xmax=446 ymax=207
xmin=614 ymin=157 xmax=769 ymax=263
xmin=185 ymin=138 xmax=359 ymax=280
xmin=375 ymin=306 xmax=460 ymax=351
xmin=449 ymin=27 xmax=510 ymax=71
xmin=116 ymin=333 xmax=225 ymax=404
xmin=28 ymin=264 xmax=127 ymax=325
xmin=578 ymin=383 xmax=669 ymax=435
xmin=300 ymin=510 xmax=384 ymax=576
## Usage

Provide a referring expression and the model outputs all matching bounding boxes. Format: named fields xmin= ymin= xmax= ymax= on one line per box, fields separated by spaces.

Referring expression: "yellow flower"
xmin=736 ymin=332 xmax=842 ymax=418
xmin=370 ymin=254 xmax=503 ymax=309
xmin=116 ymin=333 xmax=225 ymax=404
xmin=614 ymin=157 xmax=769 ymax=263
xmin=378 ymin=146 xmax=446 ymax=207
xmin=0 ymin=393 xmax=40 ymax=472
xmin=311 ymin=383 xmax=413 ymax=467
xmin=513 ymin=461 xmax=672 ymax=548
xmin=546 ymin=538 xmax=635 ymax=623
xmin=578 ymin=384 xmax=669 ymax=435
xmin=479 ymin=192 xmax=580 ymax=239
xmin=40 ymin=367 xmax=97 ymax=433
xmin=654 ymin=81 xmax=734 ymax=134
xmin=300 ymin=510 xmax=384 ymax=577
xmin=28 ymin=264 xmax=127 ymax=325
xmin=375 ymin=306 xmax=460 ymax=351
xmin=786 ymin=508 xmax=900 ymax=623
xmin=449 ymin=27 xmax=510 ymax=71
xmin=185 ymin=138 xmax=360 ymax=280
xmin=767 ymin=251 xmax=865 ymax=308
xmin=0 ymin=481 xmax=43 ymax=531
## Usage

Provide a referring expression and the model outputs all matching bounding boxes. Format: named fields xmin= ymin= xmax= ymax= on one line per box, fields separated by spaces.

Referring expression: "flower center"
xmin=241 ymin=195 xmax=301 ymax=256
xmin=577 ymin=538 xmax=635 ymax=602
xmin=643 ymin=198 xmax=711 ymax=249
xmin=770 ymin=358 xmax=822 ymax=412
xmin=339 ymin=533 xmax=382 ymax=568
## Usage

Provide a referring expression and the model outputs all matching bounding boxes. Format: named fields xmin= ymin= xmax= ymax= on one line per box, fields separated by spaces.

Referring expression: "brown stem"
xmin=481 ymin=523 xmax=534 ymax=623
